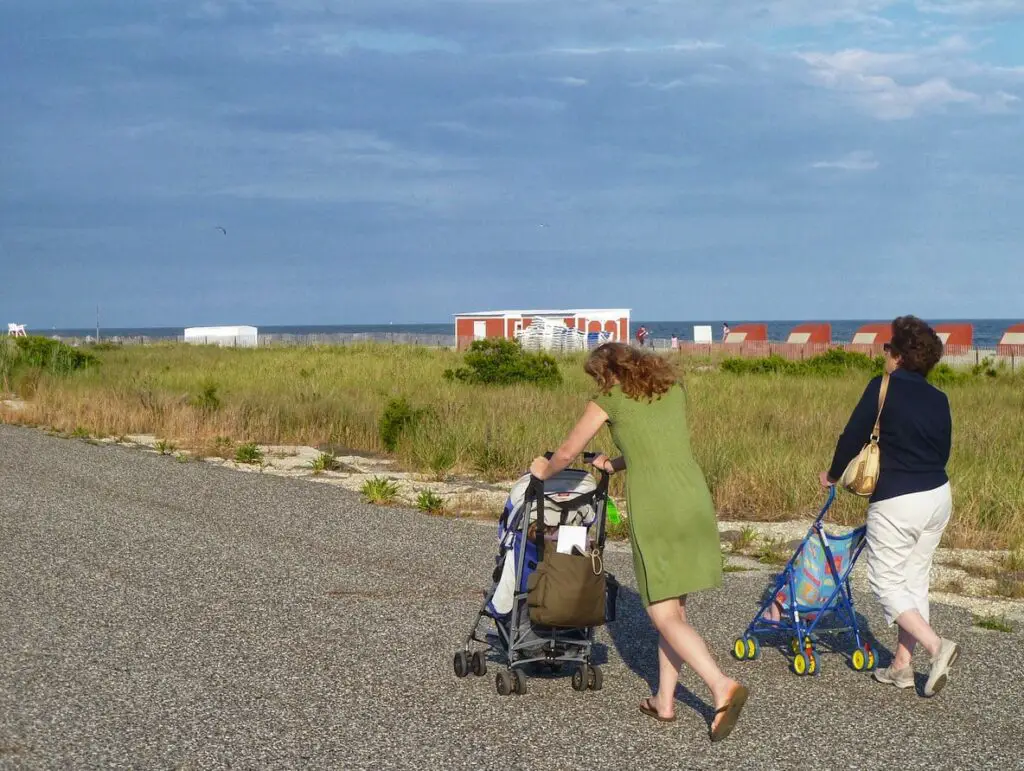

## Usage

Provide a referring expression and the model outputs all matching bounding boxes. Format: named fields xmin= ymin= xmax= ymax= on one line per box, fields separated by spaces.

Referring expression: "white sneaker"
xmin=873 ymin=665 xmax=915 ymax=689
xmin=924 ymin=638 xmax=960 ymax=697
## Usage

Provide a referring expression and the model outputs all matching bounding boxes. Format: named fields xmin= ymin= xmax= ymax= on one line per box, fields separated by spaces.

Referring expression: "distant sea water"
xmin=38 ymin=319 xmax=1018 ymax=348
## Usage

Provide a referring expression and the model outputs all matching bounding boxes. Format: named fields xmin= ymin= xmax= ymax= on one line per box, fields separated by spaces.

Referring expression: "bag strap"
xmin=870 ymin=372 xmax=890 ymax=443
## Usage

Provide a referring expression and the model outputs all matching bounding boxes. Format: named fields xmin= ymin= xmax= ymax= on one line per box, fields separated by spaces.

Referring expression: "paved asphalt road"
xmin=1 ymin=424 xmax=1020 ymax=770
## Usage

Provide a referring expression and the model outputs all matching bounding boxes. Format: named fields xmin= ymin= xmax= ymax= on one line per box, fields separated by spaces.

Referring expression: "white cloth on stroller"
xmin=506 ymin=469 xmax=598 ymax=528
xmin=490 ymin=470 xmax=599 ymax=616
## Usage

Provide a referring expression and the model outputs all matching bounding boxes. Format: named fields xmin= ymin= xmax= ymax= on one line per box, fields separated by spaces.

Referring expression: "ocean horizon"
xmin=32 ymin=318 xmax=1020 ymax=348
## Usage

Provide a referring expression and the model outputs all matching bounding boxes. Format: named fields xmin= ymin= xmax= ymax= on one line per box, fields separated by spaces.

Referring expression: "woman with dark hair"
xmin=529 ymin=343 xmax=747 ymax=742
xmin=821 ymin=315 xmax=959 ymax=697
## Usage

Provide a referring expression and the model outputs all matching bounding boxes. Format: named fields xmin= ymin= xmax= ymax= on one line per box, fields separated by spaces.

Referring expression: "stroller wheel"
xmin=588 ymin=665 xmax=604 ymax=691
xmin=790 ymin=636 xmax=814 ymax=656
xmin=496 ymin=669 xmax=514 ymax=696
xmin=512 ymin=670 xmax=528 ymax=695
xmin=792 ymin=652 xmax=811 ymax=676
xmin=748 ymin=637 xmax=761 ymax=660
xmin=453 ymin=651 xmax=470 ymax=678
xmin=571 ymin=665 xmax=590 ymax=692
xmin=471 ymin=651 xmax=488 ymax=677
xmin=733 ymin=638 xmax=748 ymax=660
xmin=851 ymin=645 xmax=875 ymax=672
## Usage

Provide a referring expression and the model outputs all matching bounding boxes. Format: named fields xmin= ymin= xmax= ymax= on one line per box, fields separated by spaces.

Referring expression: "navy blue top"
xmin=828 ymin=369 xmax=951 ymax=503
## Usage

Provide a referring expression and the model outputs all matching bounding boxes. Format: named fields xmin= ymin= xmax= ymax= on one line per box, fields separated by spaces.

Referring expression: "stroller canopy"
xmin=505 ymin=469 xmax=598 ymax=528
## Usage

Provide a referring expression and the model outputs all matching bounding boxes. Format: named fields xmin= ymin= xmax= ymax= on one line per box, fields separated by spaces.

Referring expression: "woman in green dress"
xmin=529 ymin=342 xmax=748 ymax=742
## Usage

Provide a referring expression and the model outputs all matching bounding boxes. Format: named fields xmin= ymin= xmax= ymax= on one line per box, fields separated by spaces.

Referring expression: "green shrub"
xmin=928 ymin=364 xmax=970 ymax=387
xmin=379 ymin=397 xmax=426 ymax=452
xmin=756 ymin=538 xmax=791 ymax=566
xmin=971 ymin=357 xmax=1004 ymax=378
xmin=235 ymin=442 xmax=264 ymax=464
xmin=720 ymin=354 xmax=794 ymax=375
xmin=362 ymin=476 xmax=400 ymax=504
xmin=308 ymin=451 xmax=339 ymax=474
xmin=155 ymin=439 xmax=177 ymax=455
xmin=190 ymin=380 xmax=222 ymax=412
xmin=0 ymin=338 xmax=19 ymax=388
xmin=1 ymin=336 xmax=95 ymax=388
xmin=973 ymin=614 xmax=1014 ymax=633
xmin=721 ymin=349 xmax=882 ymax=377
xmin=734 ymin=526 xmax=758 ymax=552
xmin=211 ymin=436 xmax=234 ymax=458
xmin=416 ymin=489 xmax=445 ymax=515
xmin=14 ymin=336 xmax=96 ymax=374
xmin=443 ymin=339 xmax=562 ymax=387
xmin=428 ymin=442 xmax=457 ymax=480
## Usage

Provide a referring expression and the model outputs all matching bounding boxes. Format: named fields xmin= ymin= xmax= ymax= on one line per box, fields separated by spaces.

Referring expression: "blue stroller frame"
xmin=453 ymin=453 xmax=615 ymax=696
xmin=732 ymin=487 xmax=877 ymax=675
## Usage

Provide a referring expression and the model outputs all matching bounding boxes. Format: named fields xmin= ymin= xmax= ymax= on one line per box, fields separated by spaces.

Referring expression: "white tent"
xmin=183 ymin=325 xmax=258 ymax=348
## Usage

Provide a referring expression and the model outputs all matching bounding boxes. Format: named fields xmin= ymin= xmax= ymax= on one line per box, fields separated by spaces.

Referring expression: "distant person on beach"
xmin=820 ymin=315 xmax=959 ymax=697
xmin=635 ymin=326 xmax=649 ymax=347
xmin=670 ymin=333 xmax=679 ymax=350
xmin=721 ymin=323 xmax=730 ymax=342
xmin=529 ymin=343 xmax=748 ymax=742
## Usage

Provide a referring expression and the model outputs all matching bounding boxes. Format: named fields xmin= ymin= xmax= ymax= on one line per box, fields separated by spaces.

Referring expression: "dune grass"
xmin=4 ymin=342 xmax=1023 ymax=550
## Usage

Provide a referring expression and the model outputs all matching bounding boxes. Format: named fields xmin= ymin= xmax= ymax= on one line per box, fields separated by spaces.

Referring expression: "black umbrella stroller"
xmin=453 ymin=453 xmax=618 ymax=696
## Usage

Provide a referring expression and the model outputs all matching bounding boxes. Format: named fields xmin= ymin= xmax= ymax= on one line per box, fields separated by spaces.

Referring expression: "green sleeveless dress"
xmin=595 ymin=383 xmax=722 ymax=606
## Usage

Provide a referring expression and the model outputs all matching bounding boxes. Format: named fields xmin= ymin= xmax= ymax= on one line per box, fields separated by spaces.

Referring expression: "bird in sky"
xmin=215 ymin=226 xmax=227 ymax=235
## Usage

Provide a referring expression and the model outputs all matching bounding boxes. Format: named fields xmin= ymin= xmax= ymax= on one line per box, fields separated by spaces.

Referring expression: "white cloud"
xmin=812 ymin=150 xmax=880 ymax=170
xmin=799 ymin=49 xmax=981 ymax=119
xmin=916 ymin=0 xmax=1024 ymax=17
xmin=186 ymin=0 xmax=257 ymax=20
xmin=551 ymin=40 xmax=723 ymax=56
xmin=980 ymin=90 xmax=1022 ymax=112
xmin=550 ymin=76 xmax=588 ymax=87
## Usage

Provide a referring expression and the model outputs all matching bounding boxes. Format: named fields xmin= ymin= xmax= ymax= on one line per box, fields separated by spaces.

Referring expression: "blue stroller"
xmin=732 ymin=487 xmax=876 ymax=675
xmin=453 ymin=453 xmax=617 ymax=696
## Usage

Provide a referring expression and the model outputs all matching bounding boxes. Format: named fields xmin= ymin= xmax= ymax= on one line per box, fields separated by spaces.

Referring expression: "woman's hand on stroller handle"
xmin=531 ymin=451 xmax=612 ymax=482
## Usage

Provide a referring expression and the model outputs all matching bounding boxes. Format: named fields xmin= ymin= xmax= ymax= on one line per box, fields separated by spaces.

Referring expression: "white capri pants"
xmin=865 ymin=483 xmax=952 ymax=626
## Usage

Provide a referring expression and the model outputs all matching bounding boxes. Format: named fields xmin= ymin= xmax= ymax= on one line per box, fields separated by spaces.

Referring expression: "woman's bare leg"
xmin=645 ymin=633 xmax=684 ymax=718
xmin=891 ymin=626 xmax=918 ymax=670
xmin=894 ymin=609 xmax=941 ymax=659
xmin=645 ymin=596 xmax=743 ymax=730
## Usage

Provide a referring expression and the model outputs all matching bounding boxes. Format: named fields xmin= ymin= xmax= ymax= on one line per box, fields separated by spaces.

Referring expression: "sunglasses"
xmin=883 ymin=342 xmax=897 ymax=355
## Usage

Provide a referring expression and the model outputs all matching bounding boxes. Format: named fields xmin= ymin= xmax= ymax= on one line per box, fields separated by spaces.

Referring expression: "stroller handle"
xmin=538 ymin=451 xmax=609 ymax=483
xmin=819 ymin=484 xmax=837 ymax=515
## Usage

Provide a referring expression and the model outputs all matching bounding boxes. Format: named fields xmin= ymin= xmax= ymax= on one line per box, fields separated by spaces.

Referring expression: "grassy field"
xmin=3 ymin=342 xmax=1023 ymax=550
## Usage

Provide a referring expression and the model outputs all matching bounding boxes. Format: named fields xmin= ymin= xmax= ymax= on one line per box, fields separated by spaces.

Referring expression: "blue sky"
xmin=1 ymin=0 xmax=1022 ymax=328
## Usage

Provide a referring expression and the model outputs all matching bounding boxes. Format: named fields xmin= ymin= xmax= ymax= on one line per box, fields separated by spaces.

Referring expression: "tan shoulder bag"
xmin=839 ymin=373 xmax=890 ymax=497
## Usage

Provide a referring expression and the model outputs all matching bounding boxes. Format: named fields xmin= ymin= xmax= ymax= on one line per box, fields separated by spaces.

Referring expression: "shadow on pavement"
xmin=606 ymin=574 xmax=893 ymax=725
xmin=606 ymin=585 xmax=714 ymax=725
xmin=746 ymin=573 xmax=893 ymax=669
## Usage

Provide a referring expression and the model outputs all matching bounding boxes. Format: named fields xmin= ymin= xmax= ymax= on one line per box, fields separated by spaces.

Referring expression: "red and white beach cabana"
xmin=453 ymin=309 xmax=630 ymax=349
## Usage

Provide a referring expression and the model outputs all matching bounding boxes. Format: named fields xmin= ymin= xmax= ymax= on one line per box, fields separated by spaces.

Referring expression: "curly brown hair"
xmin=584 ymin=342 xmax=677 ymax=401
xmin=890 ymin=315 xmax=944 ymax=376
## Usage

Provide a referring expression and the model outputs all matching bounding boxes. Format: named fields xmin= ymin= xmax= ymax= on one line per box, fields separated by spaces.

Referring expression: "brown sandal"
xmin=710 ymin=684 xmax=749 ymax=742
xmin=639 ymin=697 xmax=676 ymax=722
